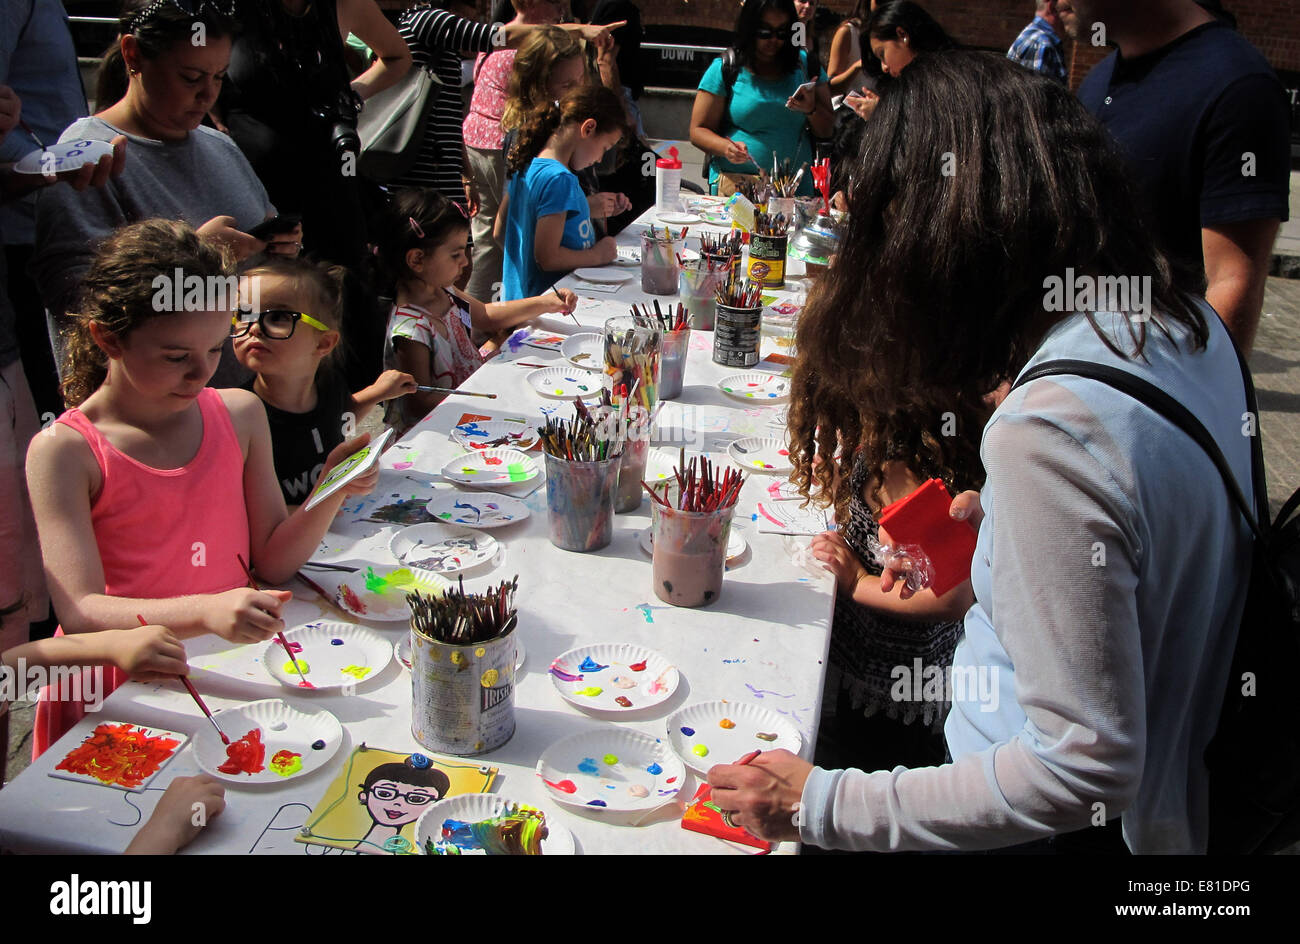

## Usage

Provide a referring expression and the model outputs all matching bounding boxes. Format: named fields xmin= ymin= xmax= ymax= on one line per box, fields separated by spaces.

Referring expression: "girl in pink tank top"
xmin=26 ymin=220 xmax=381 ymax=756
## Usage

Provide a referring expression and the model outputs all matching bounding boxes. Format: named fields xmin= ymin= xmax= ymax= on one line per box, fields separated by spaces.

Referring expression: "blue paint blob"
xmin=330 ymin=638 xmax=344 ymax=646
xmin=578 ymin=657 xmax=607 ymax=672
xmin=680 ymin=726 xmax=695 ymax=736
xmin=311 ymin=739 xmax=326 ymax=751
xmin=409 ymin=752 xmax=431 ymax=769
xmin=647 ymin=762 xmax=663 ymax=775
xmin=577 ymin=757 xmax=600 ymax=775
xmin=587 ymin=799 xmax=608 ymax=807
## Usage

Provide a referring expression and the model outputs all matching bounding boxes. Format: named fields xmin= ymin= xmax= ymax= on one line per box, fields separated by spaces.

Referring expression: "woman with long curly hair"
xmin=709 ymin=51 xmax=1252 ymax=855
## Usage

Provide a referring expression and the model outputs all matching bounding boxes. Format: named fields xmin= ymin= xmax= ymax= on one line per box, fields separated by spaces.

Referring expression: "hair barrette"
xmin=409 ymin=217 xmax=426 ymax=238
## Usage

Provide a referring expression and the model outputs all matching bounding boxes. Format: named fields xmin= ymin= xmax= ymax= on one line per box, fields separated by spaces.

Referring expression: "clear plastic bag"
xmin=863 ymin=534 xmax=934 ymax=593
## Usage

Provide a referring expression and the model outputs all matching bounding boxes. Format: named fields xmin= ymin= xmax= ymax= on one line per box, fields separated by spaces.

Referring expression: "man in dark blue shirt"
xmin=1060 ymin=0 xmax=1290 ymax=353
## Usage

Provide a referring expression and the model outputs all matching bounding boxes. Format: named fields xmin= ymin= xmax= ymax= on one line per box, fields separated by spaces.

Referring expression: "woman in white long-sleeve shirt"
xmin=709 ymin=51 xmax=1254 ymax=855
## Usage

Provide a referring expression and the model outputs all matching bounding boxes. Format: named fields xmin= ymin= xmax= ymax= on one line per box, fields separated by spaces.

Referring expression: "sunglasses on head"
xmin=231 ymin=308 xmax=330 ymax=340
xmin=755 ymin=26 xmax=794 ymax=40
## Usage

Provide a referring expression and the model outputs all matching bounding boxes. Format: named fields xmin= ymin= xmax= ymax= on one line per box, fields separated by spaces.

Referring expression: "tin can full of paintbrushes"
xmin=410 ymin=619 xmax=517 ymax=755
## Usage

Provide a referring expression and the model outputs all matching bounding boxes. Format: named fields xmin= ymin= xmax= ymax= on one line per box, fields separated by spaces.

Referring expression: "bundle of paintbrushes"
xmin=630 ymin=301 xmax=688 ymax=334
xmin=643 ymin=453 xmax=745 ymax=512
xmin=407 ymin=576 xmax=518 ymax=645
xmin=604 ymin=317 xmax=660 ymax=412
xmin=735 ymin=174 xmax=770 ymax=205
xmin=810 ymin=157 xmax=831 ymax=215
xmin=715 ymin=269 xmax=764 ymax=308
xmin=753 ymin=210 xmax=787 ymax=236
xmin=770 ymin=157 xmax=806 ymax=198
xmin=536 ymin=408 xmax=623 ymax=462
xmin=700 ymin=230 xmax=744 ymax=257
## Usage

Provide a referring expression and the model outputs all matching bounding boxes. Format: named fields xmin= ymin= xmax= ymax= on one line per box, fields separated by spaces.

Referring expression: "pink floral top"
xmin=462 ymin=49 xmax=515 ymax=151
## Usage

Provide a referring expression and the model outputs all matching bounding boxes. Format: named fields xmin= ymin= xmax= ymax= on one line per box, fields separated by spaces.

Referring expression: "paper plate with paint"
xmin=728 ymin=437 xmax=792 ymax=474
xmin=560 ymin=331 xmax=604 ymax=370
xmin=12 ymin=138 xmax=115 ymax=175
xmin=536 ymin=729 xmax=685 ymax=812
xmin=415 ymin=793 xmax=575 ymax=855
xmin=666 ymin=700 xmax=803 ymax=776
xmin=549 ymin=643 xmax=679 ymax=714
xmin=195 ymin=698 xmax=343 ymax=785
xmin=49 ymin=721 xmax=188 ymax=793
xmin=525 ymin=367 xmax=604 ymax=400
xmin=450 ymin=419 xmax=539 ymax=452
xmin=718 ymin=372 xmax=789 ymax=402
xmin=332 ymin=565 xmax=448 ymax=622
xmin=423 ymin=491 xmax=529 ymax=530
xmin=572 ymin=267 xmax=635 ymax=284
xmin=614 ymin=245 xmax=641 ymax=266
xmin=440 ymin=448 xmax=539 ymax=487
xmin=644 ymin=448 xmax=683 ymax=484
xmin=389 ymin=523 xmax=498 ymax=575
xmin=638 ymin=525 xmax=746 ymax=562
xmin=398 ymin=630 xmax=525 ymax=673
xmin=263 ymin=621 xmax=393 ymax=692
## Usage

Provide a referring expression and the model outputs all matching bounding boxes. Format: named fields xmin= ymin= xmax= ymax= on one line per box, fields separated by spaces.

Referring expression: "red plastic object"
xmin=876 ymin=478 xmax=977 ymax=597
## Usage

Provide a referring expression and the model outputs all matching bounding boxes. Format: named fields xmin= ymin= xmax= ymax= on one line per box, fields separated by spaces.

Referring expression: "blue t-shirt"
xmin=697 ymin=51 xmax=826 ymax=195
xmin=502 ymin=157 xmax=594 ymax=300
xmin=1077 ymin=22 xmax=1290 ymax=280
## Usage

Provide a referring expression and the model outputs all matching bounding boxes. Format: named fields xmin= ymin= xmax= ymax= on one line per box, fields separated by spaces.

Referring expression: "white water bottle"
xmin=655 ymin=146 xmax=683 ymax=213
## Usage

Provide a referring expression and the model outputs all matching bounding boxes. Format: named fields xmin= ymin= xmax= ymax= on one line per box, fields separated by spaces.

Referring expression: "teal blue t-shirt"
xmin=502 ymin=157 xmax=594 ymax=300
xmin=697 ymin=51 xmax=826 ymax=195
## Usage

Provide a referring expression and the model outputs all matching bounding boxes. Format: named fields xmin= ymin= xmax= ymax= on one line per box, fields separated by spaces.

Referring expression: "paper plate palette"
xmin=638 ymin=525 xmax=747 ymax=562
xmin=573 ymin=268 xmax=634 ymax=283
xmin=728 ymin=437 xmax=792 ymax=474
xmin=13 ymin=138 xmax=114 ymax=175
xmin=614 ymin=246 xmax=641 ymax=265
xmin=656 ymin=211 xmax=700 ymax=225
xmin=526 ymin=367 xmax=604 ymax=399
xmin=397 ymin=631 xmax=525 ymax=673
xmin=195 ymin=699 xmax=343 ymax=784
xmin=560 ymin=332 xmax=604 ymax=370
xmin=645 ymin=448 xmax=682 ymax=484
xmin=333 ymin=565 xmax=448 ymax=622
xmin=424 ymin=491 xmax=529 ymax=529
xmin=389 ymin=523 xmax=498 ymax=574
xmin=263 ymin=621 xmax=393 ymax=691
xmin=450 ymin=419 xmax=539 ymax=452
xmin=440 ymin=448 xmax=539 ymax=486
xmin=549 ymin=643 xmax=679 ymax=714
xmin=536 ymin=729 xmax=685 ymax=812
xmin=416 ymin=794 xmax=575 ymax=855
xmin=718 ymin=372 xmax=789 ymax=402
xmin=666 ymin=700 xmax=803 ymax=775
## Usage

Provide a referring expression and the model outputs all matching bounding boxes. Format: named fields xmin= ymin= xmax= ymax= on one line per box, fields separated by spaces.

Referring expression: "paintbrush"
xmin=235 ymin=553 xmax=310 ymax=688
xmin=415 ymin=385 xmax=497 ymax=398
xmin=19 ymin=119 xmax=45 ymax=150
xmin=514 ymin=361 xmax=553 ymax=369
xmin=548 ymin=281 xmax=580 ymax=325
xmin=137 ymin=614 xmax=228 ymax=745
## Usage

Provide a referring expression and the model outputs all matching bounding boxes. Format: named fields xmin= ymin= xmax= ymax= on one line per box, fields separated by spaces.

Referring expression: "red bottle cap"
xmin=656 ymin=145 xmax=682 ymax=170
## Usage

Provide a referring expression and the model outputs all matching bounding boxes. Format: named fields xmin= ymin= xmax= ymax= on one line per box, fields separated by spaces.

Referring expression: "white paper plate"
xmin=13 ymin=138 xmax=114 ymax=175
xmin=423 ymin=491 xmax=529 ymax=529
xmin=416 ymin=794 xmax=575 ymax=855
xmin=333 ymin=565 xmax=448 ymax=622
xmin=440 ymin=448 xmax=539 ymax=486
xmin=537 ymin=729 xmax=685 ymax=812
xmin=389 ymin=523 xmax=498 ymax=574
xmin=549 ymin=643 xmax=679 ymax=714
xmin=656 ymin=211 xmax=701 ymax=225
xmin=728 ymin=436 xmax=793 ymax=474
xmin=263 ymin=621 xmax=393 ymax=691
xmin=195 ymin=699 xmax=343 ymax=784
xmin=614 ymin=246 xmax=641 ymax=265
xmin=718 ymin=372 xmax=789 ymax=402
xmin=450 ymin=419 xmax=539 ymax=452
xmin=397 ymin=631 xmax=525 ymax=673
xmin=767 ymin=406 xmax=790 ymax=429
xmin=637 ymin=525 xmax=747 ymax=562
xmin=526 ymin=367 xmax=605 ymax=399
xmin=573 ymin=268 xmax=634 ymax=283
xmin=666 ymin=700 xmax=803 ymax=775
xmin=645 ymin=448 xmax=682 ymax=484
xmin=560 ymin=332 xmax=604 ymax=370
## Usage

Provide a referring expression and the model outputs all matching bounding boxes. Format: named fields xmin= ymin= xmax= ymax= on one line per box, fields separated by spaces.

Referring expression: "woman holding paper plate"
xmin=709 ymin=53 xmax=1254 ymax=855
xmin=689 ymin=0 xmax=832 ymax=197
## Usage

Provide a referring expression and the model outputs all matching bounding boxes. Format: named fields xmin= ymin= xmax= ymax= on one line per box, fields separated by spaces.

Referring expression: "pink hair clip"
xmin=409 ymin=217 xmax=426 ymax=238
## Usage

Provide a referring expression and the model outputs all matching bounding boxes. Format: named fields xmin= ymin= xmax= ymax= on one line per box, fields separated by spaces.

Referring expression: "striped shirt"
xmin=395 ymin=5 xmax=498 ymax=201
xmin=1007 ymin=15 xmax=1067 ymax=83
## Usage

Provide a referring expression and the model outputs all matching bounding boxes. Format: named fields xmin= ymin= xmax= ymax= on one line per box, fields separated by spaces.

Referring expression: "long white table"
xmin=0 ymin=204 xmax=834 ymax=855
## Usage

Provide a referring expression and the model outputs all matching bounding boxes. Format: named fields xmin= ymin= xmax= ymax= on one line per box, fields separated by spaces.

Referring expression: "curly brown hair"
xmin=500 ymin=26 xmax=585 ymax=134
xmin=61 ymin=219 xmax=232 ymax=407
xmin=506 ymin=84 xmax=627 ymax=176
xmin=789 ymin=51 xmax=1205 ymax=516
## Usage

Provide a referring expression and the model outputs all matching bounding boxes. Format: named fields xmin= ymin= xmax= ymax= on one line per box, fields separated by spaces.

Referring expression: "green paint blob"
xmin=507 ymin=463 xmax=528 ymax=482
xmin=692 ymin=744 xmax=709 ymax=757
xmin=603 ymin=753 xmax=619 ymax=765
xmin=284 ymin=659 xmax=310 ymax=675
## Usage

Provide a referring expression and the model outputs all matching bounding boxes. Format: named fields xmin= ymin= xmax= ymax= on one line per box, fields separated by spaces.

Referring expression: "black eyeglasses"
xmin=755 ymin=26 xmax=794 ymax=40
xmin=230 ymin=308 xmax=330 ymax=340
xmin=367 ymin=785 xmax=438 ymax=805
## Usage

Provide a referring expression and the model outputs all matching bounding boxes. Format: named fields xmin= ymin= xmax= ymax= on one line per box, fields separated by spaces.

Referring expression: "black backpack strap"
xmin=1011 ymin=359 xmax=1266 ymax=543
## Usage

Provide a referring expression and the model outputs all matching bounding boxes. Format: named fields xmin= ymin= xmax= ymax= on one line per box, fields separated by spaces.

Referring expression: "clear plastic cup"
xmin=658 ymin=327 xmax=690 ymax=400
xmin=651 ymin=500 xmax=737 ymax=607
xmin=543 ymin=452 xmax=620 ymax=552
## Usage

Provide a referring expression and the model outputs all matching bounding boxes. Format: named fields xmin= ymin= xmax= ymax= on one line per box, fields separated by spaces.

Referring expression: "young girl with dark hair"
xmin=498 ymin=85 xmax=625 ymax=300
xmin=710 ymin=51 xmax=1251 ymax=856
xmin=380 ymin=188 xmax=576 ymax=433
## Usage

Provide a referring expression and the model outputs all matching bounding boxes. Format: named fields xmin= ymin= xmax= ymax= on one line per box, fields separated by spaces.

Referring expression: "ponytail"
xmin=506 ymin=85 xmax=628 ymax=176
